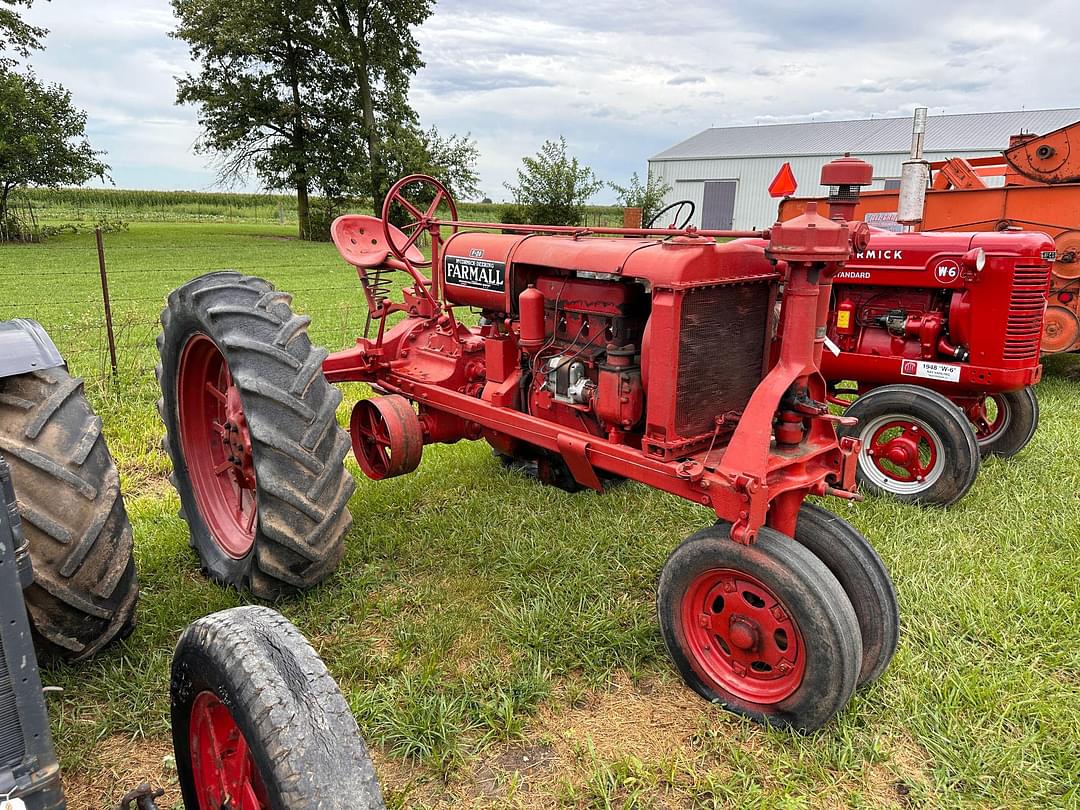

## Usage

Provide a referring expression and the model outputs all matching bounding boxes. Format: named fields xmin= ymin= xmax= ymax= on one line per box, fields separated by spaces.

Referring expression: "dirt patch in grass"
xmin=63 ymin=733 xmax=180 ymax=810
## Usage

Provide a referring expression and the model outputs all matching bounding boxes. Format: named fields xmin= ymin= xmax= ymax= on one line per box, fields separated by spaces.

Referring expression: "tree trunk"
xmin=296 ymin=176 xmax=311 ymax=240
xmin=331 ymin=1 xmax=385 ymax=214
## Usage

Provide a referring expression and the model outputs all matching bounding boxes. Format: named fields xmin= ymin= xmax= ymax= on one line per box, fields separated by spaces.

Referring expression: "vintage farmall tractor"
xmin=156 ymin=175 xmax=899 ymax=731
xmin=769 ymin=157 xmax=1053 ymax=506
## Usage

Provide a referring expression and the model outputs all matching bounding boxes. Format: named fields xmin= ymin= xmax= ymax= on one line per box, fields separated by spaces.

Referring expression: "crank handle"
xmin=813 ymin=482 xmax=864 ymax=502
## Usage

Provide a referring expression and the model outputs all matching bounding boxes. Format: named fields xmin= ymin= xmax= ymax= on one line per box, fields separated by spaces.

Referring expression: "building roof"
xmin=650 ymin=108 xmax=1080 ymax=161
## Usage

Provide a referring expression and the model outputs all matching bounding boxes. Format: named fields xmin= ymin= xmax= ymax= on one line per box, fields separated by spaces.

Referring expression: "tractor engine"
xmin=436 ymin=230 xmax=779 ymax=461
xmin=825 ymin=230 xmax=1053 ymax=391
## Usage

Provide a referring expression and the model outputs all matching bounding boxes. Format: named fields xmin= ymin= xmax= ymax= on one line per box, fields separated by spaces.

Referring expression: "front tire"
xmin=171 ymin=606 xmax=385 ymax=810
xmin=794 ymin=503 xmax=899 ymax=687
xmin=0 ymin=367 xmax=138 ymax=661
xmin=657 ymin=524 xmax=862 ymax=732
xmin=157 ymin=272 xmax=355 ymax=599
xmin=840 ymin=384 xmax=980 ymax=506
xmin=972 ymin=387 xmax=1039 ymax=459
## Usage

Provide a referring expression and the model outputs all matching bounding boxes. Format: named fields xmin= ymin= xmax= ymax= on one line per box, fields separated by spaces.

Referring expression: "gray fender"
xmin=0 ymin=318 xmax=65 ymax=378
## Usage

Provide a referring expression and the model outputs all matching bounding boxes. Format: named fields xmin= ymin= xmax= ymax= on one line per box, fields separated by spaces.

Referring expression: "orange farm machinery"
xmin=155 ymin=174 xmax=899 ymax=732
xmin=771 ymin=157 xmax=1053 ymax=505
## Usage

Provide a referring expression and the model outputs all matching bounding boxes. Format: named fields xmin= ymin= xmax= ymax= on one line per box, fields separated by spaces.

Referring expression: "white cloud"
xmin=20 ymin=0 xmax=1080 ymax=200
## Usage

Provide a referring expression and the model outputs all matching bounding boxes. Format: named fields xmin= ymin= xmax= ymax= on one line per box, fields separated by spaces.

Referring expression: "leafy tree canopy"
xmin=0 ymin=69 xmax=108 ymax=235
xmin=504 ymin=137 xmax=603 ymax=226
xmin=0 ymin=0 xmax=46 ymax=65
xmin=609 ymin=171 xmax=671 ymax=225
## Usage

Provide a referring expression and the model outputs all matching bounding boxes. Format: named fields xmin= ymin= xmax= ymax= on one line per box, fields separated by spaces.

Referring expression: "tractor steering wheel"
xmin=646 ymin=200 xmax=695 ymax=230
xmin=381 ymin=174 xmax=459 ymax=267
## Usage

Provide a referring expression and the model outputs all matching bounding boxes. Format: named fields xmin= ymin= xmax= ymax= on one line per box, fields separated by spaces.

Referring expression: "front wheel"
xmin=839 ymin=384 xmax=980 ymax=506
xmin=157 ymin=272 xmax=355 ymax=599
xmin=794 ymin=503 xmax=899 ymax=687
xmin=970 ymin=387 xmax=1039 ymax=459
xmin=171 ymin=606 xmax=385 ymax=809
xmin=657 ymin=524 xmax=862 ymax=732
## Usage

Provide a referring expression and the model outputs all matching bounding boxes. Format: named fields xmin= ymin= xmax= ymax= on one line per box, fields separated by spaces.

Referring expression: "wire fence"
xmin=0 ymin=228 xmax=375 ymax=397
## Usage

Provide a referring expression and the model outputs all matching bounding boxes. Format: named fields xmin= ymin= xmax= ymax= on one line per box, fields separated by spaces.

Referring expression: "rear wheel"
xmin=172 ymin=606 xmax=384 ymax=810
xmin=657 ymin=524 xmax=861 ymax=732
xmin=970 ymin=388 xmax=1039 ymax=459
xmin=840 ymin=384 xmax=980 ymax=506
xmin=157 ymin=272 xmax=355 ymax=599
xmin=0 ymin=367 xmax=138 ymax=661
xmin=794 ymin=503 xmax=899 ymax=686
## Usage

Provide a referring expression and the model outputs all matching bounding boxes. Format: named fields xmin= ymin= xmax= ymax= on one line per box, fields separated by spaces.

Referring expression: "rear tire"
xmin=657 ymin=524 xmax=862 ymax=732
xmin=794 ymin=503 xmax=899 ymax=687
xmin=973 ymin=387 xmax=1039 ymax=459
xmin=0 ymin=367 xmax=138 ymax=661
xmin=840 ymin=384 xmax=979 ymax=506
xmin=171 ymin=606 xmax=384 ymax=810
xmin=157 ymin=272 xmax=354 ymax=599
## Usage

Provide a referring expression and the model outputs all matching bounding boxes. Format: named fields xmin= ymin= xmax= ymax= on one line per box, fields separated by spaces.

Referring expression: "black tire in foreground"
xmin=974 ymin=387 xmax=1039 ymax=459
xmin=840 ymin=384 xmax=980 ymax=506
xmin=794 ymin=503 xmax=899 ymax=687
xmin=0 ymin=367 xmax=138 ymax=661
xmin=172 ymin=606 xmax=385 ymax=810
xmin=657 ymin=524 xmax=862 ymax=732
xmin=157 ymin=272 xmax=354 ymax=599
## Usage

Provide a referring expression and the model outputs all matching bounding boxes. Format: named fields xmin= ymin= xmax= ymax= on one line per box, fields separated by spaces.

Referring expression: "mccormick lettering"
xmin=853 ymin=250 xmax=903 ymax=260
xmin=444 ymin=255 xmax=506 ymax=292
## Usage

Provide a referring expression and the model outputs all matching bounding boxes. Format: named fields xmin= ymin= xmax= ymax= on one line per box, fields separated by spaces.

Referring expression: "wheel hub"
xmin=862 ymin=417 xmax=941 ymax=489
xmin=681 ymin=568 xmax=805 ymax=704
xmin=728 ymin=615 xmax=758 ymax=650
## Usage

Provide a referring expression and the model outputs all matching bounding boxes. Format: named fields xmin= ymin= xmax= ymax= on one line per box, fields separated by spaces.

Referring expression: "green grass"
xmin=1 ymin=218 xmax=1078 ymax=808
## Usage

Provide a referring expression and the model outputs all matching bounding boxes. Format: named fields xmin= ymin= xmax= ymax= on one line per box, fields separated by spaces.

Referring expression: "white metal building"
xmin=647 ymin=108 xmax=1080 ymax=231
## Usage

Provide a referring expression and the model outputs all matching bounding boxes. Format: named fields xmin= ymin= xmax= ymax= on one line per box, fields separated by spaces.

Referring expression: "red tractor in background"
xmin=155 ymin=173 xmax=899 ymax=732
xmin=779 ymin=117 xmax=1080 ymax=353
xmin=769 ymin=157 xmax=1052 ymax=506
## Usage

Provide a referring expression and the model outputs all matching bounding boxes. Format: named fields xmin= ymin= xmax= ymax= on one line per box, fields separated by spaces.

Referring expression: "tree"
xmin=609 ymin=171 xmax=671 ymax=226
xmin=173 ymin=0 xmax=440 ymax=239
xmin=383 ymin=125 xmax=480 ymax=202
xmin=0 ymin=70 xmax=108 ymax=238
xmin=173 ymin=0 xmax=348 ymax=239
xmin=0 ymin=0 xmax=46 ymax=66
xmin=320 ymin=0 xmax=433 ymax=214
xmin=504 ymin=137 xmax=603 ymax=226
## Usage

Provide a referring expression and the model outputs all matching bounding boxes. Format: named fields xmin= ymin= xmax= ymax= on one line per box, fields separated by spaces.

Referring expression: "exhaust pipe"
xmin=897 ymin=107 xmax=930 ymax=230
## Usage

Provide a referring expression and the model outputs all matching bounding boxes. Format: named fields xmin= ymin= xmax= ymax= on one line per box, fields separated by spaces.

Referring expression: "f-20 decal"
xmin=444 ymin=255 xmax=505 ymax=292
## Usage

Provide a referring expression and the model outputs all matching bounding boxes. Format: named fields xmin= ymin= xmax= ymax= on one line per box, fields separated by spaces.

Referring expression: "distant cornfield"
xmin=19 ymin=188 xmax=624 ymax=228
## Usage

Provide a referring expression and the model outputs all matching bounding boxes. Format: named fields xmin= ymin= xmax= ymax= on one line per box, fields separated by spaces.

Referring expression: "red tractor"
xmin=773 ymin=157 xmax=1053 ymax=505
xmin=155 ymin=176 xmax=899 ymax=731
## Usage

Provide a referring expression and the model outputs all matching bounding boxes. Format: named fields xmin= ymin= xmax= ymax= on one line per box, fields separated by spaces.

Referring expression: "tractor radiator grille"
xmin=1004 ymin=263 xmax=1051 ymax=360
xmin=0 ymin=631 xmax=25 ymax=770
xmin=675 ymin=283 xmax=769 ymax=437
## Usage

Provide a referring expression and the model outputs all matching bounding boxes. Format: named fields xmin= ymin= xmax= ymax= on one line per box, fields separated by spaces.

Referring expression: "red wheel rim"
xmin=864 ymin=417 xmax=941 ymax=487
xmin=178 ymin=334 xmax=258 ymax=559
xmin=680 ymin=568 xmax=805 ymax=704
xmin=970 ymin=395 xmax=1009 ymax=443
xmin=189 ymin=691 xmax=270 ymax=810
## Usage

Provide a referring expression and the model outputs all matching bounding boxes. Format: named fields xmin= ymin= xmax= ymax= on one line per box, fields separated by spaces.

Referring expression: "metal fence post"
xmin=95 ymin=227 xmax=119 ymax=379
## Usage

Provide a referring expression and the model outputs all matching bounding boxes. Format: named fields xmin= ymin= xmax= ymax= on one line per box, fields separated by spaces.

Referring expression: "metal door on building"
xmin=701 ymin=180 xmax=736 ymax=230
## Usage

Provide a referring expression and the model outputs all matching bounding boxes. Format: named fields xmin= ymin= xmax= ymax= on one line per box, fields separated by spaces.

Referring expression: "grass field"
xmin=0 ymin=214 xmax=1078 ymax=809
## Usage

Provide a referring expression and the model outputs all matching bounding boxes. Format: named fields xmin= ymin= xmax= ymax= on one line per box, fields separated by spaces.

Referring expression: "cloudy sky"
xmin=21 ymin=0 xmax=1080 ymax=202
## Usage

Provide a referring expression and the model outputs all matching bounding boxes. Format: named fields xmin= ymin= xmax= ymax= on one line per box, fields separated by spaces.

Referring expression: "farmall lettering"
xmin=445 ymin=254 xmax=506 ymax=292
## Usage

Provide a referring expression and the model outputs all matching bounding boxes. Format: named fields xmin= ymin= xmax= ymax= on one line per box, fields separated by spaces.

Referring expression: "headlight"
xmin=963 ymin=247 xmax=986 ymax=272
